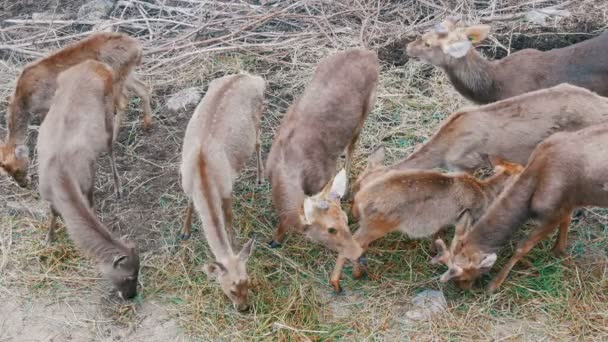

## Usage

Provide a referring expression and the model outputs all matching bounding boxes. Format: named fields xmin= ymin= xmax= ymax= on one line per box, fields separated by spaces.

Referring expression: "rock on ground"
xmin=405 ymin=289 xmax=447 ymax=321
xmin=78 ymin=0 xmax=114 ymax=20
xmin=166 ymin=87 xmax=202 ymax=113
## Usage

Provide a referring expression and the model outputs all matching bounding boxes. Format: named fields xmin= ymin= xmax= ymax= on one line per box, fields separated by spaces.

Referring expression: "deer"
xmin=433 ymin=122 xmax=608 ymax=292
xmin=406 ymin=16 xmax=608 ymax=104
xmin=353 ymin=84 xmax=608 ymax=194
xmin=0 ymin=32 xmax=152 ymax=188
xmin=37 ymin=60 xmax=139 ymax=299
xmin=180 ymin=73 xmax=265 ymax=312
xmin=329 ymin=146 xmax=523 ymax=292
xmin=265 ymin=48 xmax=378 ymax=258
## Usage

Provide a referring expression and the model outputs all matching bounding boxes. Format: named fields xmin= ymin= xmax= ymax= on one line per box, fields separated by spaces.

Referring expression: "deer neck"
xmin=5 ymin=100 xmax=29 ymax=146
xmin=444 ymin=50 xmax=499 ymax=104
xmin=480 ymin=171 xmax=513 ymax=204
xmin=193 ymin=153 xmax=235 ymax=259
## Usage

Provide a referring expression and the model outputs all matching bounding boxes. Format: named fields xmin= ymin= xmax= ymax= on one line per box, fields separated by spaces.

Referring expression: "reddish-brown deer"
xmin=434 ymin=123 xmax=608 ymax=292
xmin=37 ymin=60 xmax=139 ymax=299
xmin=353 ymin=84 xmax=608 ymax=192
xmin=329 ymin=146 xmax=523 ymax=292
xmin=265 ymin=48 xmax=378 ymax=256
xmin=0 ymin=32 xmax=152 ymax=188
xmin=180 ymin=74 xmax=265 ymax=311
xmin=407 ymin=16 xmax=608 ymax=104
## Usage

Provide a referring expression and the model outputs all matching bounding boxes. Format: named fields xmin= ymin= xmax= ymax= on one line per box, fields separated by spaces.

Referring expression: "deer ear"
xmin=367 ymin=146 xmax=385 ymax=169
xmin=440 ymin=265 xmax=463 ymax=282
xmin=113 ymin=255 xmax=128 ymax=269
xmin=455 ymin=209 xmax=473 ymax=237
xmin=431 ymin=239 xmax=450 ymax=265
xmin=328 ymin=169 xmax=347 ymax=200
xmin=238 ymin=236 xmax=256 ymax=262
xmin=478 ymin=253 xmax=497 ymax=269
xmin=465 ymin=24 xmax=490 ymax=44
xmin=301 ymin=197 xmax=315 ymax=225
xmin=14 ymin=145 xmax=29 ymax=161
xmin=444 ymin=41 xmax=471 ymax=58
xmin=203 ymin=262 xmax=227 ymax=279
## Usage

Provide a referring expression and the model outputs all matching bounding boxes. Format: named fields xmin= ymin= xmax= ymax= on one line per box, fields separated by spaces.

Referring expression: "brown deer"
xmin=353 ymin=84 xmax=608 ymax=190
xmin=406 ymin=16 xmax=608 ymax=104
xmin=37 ymin=60 xmax=139 ymax=299
xmin=180 ymin=74 xmax=265 ymax=312
xmin=265 ymin=48 xmax=378 ymax=255
xmin=329 ymin=147 xmax=523 ymax=292
xmin=434 ymin=123 xmax=608 ymax=292
xmin=0 ymin=32 xmax=152 ymax=188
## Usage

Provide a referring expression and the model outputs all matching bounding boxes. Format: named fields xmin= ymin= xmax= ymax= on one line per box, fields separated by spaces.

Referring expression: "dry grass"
xmin=1 ymin=0 xmax=607 ymax=340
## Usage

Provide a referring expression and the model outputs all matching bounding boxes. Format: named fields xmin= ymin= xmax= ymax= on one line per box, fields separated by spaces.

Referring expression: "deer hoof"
xmin=331 ymin=281 xmax=343 ymax=294
xmin=352 ymin=265 xmax=367 ymax=279
xmin=268 ymin=240 xmax=282 ymax=248
xmin=179 ymin=233 xmax=191 ymax=241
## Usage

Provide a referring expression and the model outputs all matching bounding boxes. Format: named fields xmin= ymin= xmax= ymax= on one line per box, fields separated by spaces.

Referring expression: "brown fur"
xmin=436 ymin=123 xmax=608 ymax=291
xmin=330 ymin=151 xmax=523 ymax=292
xmin=37 ymin=60 xmax=139 ymax=299
xmin=0 ymin=32 xmax=152 ymax=188
xmin=357 ymin=84 xmax=608 ymax=181
xmin=407 ymin=17 xmax=608 ymax=104
xmin=265 ymin=48 xmax=379 ymax=259
xmin=180 ymin=74 xmax=265 ymax=311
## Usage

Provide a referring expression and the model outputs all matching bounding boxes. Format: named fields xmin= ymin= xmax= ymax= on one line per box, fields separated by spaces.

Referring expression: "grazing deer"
xmin=0 ymin=32 xmax=152 ymax=188
xmin=434 ymin=123 xmax=608 ymax=292
xmin=406 ymin=16 xmax=608 ymax=104
xmin=265 ymin=48 xmax=378 ymax=255
xmin=180 ymin=74 xmax=265 ymax=311
xmin=329 ymin=147 xmax=523 ymax=292
xmin=354 ymin=84 xmax=608 ymax=186
xmin=37 ymin=60 xmax=139 ymax=299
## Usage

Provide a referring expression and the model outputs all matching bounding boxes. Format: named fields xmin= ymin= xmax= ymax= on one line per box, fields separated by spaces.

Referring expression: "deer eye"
xmin=327 ymin=227 xmax=337 ymax=235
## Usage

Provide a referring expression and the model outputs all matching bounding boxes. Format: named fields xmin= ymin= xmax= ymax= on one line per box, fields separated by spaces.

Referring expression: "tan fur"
xmin=37 ymin=60 xmax=139 ymax=299
xmin=435 ymin=123 xmax=608 ymax=291
xmin=407 ymin=17 xmax=608 ymax=104
xmin=330 ymin=151 xmax=523 ymax=292
xmin=355 ymin=84 xmax=608 ymax=183
xmin=0 ymin=32 xmax=152 ymax=188
xmin=180 ymin=74 xmax=265 ymax=311
xmin=265 ymin=48 xmax=379 ymax=260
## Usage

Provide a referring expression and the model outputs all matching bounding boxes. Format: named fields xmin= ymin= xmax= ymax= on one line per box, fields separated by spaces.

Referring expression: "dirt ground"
xmin=1 ymin=1 xmax=607 ymax=341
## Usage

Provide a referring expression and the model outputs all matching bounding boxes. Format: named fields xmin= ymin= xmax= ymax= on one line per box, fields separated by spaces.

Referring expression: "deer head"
xmin=406 ymin=17 xmax=491 ymax=66
xmin=0 ymin=144 xmax=30 ymax=188
xmin=203 ymin=236 xmax=256 ymax=312
xmin=102 ymin=244 xmax=140 ymax=300
xmin=432 ymin=209 xmax=497 ymax=289
xmin=299 ymin=169 xmax=362 ymax=260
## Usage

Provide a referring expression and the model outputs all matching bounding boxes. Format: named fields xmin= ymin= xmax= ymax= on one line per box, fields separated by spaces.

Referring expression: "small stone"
xmin=405 ymin=289 xmax=447 ymax=321
xmin=5 ymin=201 xmax=48 ymax=220
xmin=78 ymin=0 xmax=114 ymax=20
xmin=166 ymin=87 xmax=202 ymax=113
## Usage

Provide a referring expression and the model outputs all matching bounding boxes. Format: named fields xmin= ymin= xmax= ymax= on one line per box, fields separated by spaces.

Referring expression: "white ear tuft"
xmin=478 ymin=253 xmax=497 ymax=268
xmin=329 ymin=169 xmax=347 ymax=200
xmin=302 ymin=197 xmax=315 ymax=225
xmin=444 ymin=41 xmax=472 ymax=58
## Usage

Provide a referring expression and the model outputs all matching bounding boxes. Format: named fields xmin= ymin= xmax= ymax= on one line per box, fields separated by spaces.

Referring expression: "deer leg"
xmin=45 ymin=206 xmax=59 ymax=246
xmin=552 ymin=214 xmax=573 ymax=267
xmin=429 ymin=226 xmax=448 ymax=255
xmin=268 ymin=219 xmax=288 ymax=248
xmin=330 ymin=255 xmax=347 ymax=293
xmin=108 ymin=151 xmax=123 ymax=199
xmin=255 ymin=134 xmax=264 ymax=185
xmin=352 ymin=227 xmax=388 ymax=279
xmin=126 ymin=75 xmax=153 ymax=131
xmin=180 ymin=200 xmax=194 ymax=240
xmin=113 ymin=92 xmax=129 ymax=142
xmin=222 ymin=197 xmax=234 ymax=247
xmin=487 ymin=213 xmax=567 ymax=293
